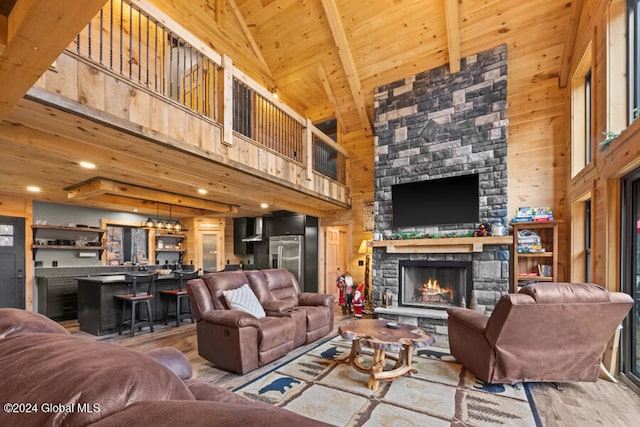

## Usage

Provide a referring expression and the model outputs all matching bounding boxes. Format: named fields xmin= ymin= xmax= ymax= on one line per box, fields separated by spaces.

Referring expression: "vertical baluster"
xmin=87 ymin=20 xmax=91 ymax=59
xmin=137 ymin=4 xmax=141 ymax=84
xmin=169 ymin=33 xmax=173 ymax=99
xmin=145 ymin=14 xmax=149 ymax=87
xmin=119 ymin=0 xmax=123 ymax=75
xmin=190 ymin=46 xmax=194 ymax=109
xmin=99 ymin=6 xmax=104 ymax=65
xmin=129 ymin=1 xmax=132 ymax=79
xmin=110 ymin=0 xmax=114 ymax=71
xmin=154 ymin=21 xmax=158 ymax=92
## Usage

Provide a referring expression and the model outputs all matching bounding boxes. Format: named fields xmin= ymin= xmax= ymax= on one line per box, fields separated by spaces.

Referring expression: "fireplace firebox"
xmin=399 ymin=260 xmax=472 ymax=309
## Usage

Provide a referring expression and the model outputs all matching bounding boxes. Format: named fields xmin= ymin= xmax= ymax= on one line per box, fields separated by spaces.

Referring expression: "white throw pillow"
xmin=222 ymin=284 xmax=266 ymax=319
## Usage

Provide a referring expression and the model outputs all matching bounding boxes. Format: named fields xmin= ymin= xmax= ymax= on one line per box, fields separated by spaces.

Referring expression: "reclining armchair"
xmin=447 ymin=282 xmax=633 ymax=385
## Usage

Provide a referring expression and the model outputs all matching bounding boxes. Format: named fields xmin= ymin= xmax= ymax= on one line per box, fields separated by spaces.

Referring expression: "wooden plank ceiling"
xmin=0 ymin=0 xmax=576 ymax=218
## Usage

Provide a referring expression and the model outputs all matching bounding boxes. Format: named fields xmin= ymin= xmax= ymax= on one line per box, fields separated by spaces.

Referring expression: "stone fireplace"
xmin=372 ymin=44 xmax=510 ymax=347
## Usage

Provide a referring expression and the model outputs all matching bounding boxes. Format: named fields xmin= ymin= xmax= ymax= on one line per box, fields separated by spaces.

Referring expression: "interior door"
xmin=0 ymin=216 xmax=25 ymax=308
xmin=325 ymin=228 xmax=346 ymax=300
xmin=201 ymin=232 xmax=219 ymax=272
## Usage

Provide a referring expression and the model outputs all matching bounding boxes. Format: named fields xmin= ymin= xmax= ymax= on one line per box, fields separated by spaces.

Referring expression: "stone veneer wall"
xmin=372 ymin=45 xmax=510 ymax=319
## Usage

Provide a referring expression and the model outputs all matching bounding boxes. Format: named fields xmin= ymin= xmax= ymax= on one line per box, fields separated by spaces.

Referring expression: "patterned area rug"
xmin=233 ymin=336 xmax=541 ymax=426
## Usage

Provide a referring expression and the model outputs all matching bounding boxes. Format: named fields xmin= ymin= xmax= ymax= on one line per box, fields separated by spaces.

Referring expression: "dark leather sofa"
xmin=447 ymin=282 xmax=633 ymax=385
xmin=187 ymin=269 xmax=335 ymax=374
xmin=0 ymin=308 xmax=330 ymax=427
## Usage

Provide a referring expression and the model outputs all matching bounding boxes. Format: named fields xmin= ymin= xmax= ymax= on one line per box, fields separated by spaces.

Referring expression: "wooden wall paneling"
xmin=150 ymin=93 xmax=171 ymax=136
xmin=43 ymin=53 xmax=78 ymax=101
xmin=185 ymin=112 xmax=203 ymax=149
xmin=77 ymin=59 xmax=106 ymax=112
xmin=168 ymin=108 xmax=186 ymax=142
xmin=128 ymin=86 xmax=152 ymax=129
xmin=104 ymin=77 xmax=132 ymax=119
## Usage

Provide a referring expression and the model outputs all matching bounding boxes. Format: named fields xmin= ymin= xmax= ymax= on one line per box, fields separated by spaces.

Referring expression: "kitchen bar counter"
xmin=77 ymin=272 xmax=190 ymax=336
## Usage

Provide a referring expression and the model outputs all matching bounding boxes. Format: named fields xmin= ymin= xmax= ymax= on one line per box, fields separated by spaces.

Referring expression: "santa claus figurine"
xmin=336 ymin=273 xmax=354 ymax=314
xmin=352 ymin=282 xmax=366 ymax=318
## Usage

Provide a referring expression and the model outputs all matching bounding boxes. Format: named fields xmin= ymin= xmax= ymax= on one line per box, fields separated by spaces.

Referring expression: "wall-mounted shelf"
xmin=154 ymin=231 xmax=186 ymax=263
xmin=32 ymin=225 xmax=105 ymax=257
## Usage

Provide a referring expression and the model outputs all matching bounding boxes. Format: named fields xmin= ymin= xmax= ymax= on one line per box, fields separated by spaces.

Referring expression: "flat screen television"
xmin=391 ymin=174 xmax=480 ymax=227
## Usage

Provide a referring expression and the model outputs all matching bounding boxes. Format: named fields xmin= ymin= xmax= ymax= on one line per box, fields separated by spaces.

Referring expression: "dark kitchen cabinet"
xmin=37 ymin=276 xmax=78 ymax=321
xmin=233 ymin=217 xmax=254 ymax=255
xmin=270 ymin=213 xmax=305 ymax=235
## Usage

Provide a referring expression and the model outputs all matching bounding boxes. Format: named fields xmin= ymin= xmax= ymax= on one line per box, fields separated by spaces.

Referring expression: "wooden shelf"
xmin=511 ymin=221 xmax=560 ymax=292
xmin=370 ymin=236 xmax=513 ymax=253
xmin=32 ymin=225 xmax=105 ymax=233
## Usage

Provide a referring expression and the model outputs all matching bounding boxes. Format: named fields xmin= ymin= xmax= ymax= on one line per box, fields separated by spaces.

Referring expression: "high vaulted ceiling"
xmin=0 ymin=0 xmax=578 ymax=218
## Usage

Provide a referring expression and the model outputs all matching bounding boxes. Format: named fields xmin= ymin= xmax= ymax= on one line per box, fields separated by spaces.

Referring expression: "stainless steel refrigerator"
xmin=269 ymin=235 xmax=304 ymax=289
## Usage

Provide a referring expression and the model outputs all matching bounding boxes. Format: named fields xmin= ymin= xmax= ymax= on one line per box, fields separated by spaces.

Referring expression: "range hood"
xmin=242 ymin=217 xmax=263 ymax=242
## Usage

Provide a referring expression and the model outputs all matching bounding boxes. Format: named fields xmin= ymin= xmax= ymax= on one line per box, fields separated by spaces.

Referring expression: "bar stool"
xmin=115 ymin=272 xmax=158 ymax=337
xmin=161 ymin=269 xmax=200 ymax=327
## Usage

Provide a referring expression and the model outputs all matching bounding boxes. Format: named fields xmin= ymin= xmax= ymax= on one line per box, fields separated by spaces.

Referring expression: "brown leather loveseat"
xmin=447 ymin=282 xmax=633 ymax=385
xmin=0 ymin=308 xmax=330 ymax=427
xmin=187 ymin=269 xmax=335 ymax=374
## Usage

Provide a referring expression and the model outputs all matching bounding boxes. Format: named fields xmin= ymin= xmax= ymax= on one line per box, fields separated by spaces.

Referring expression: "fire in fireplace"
xmin=399 ymin=260 xmax=472 ymax=309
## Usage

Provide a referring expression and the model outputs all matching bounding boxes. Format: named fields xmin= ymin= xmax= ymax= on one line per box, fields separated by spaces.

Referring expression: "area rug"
xmin=233 ymin=336 xmax=542 ymax=426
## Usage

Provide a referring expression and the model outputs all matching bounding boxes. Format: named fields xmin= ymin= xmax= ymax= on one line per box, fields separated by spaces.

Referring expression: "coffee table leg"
xmin=368 ymin=349 xmax=386 ymax=391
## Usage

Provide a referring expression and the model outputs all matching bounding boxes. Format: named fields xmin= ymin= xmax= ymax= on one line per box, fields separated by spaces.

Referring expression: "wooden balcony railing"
xmin=68 ymin=0 xmax=348 ymax=184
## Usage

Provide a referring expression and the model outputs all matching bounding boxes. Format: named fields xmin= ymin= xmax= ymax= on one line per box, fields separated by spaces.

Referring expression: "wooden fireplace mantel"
xmin=370 ymin=236 xmax=513 ymax=254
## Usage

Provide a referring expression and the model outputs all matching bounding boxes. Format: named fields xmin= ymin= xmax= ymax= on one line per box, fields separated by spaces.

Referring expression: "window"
xmin=609 ymin=0 xmax=627 ymax=132
xmin=106 ymin=225 xmax=148 ymax=266
xmin=629 ymin=0 xmax=640 ymax=123
xmin=585 ymin=69 xmax=592 ymax=164
xmin=570 ymin=45 xmax=593 ymax=177
xmin=585 ymin=199 xmax=592 ymax=282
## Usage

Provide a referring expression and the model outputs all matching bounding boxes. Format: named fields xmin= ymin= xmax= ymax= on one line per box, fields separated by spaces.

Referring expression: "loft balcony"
xmin=6 ymin=0 xmax=350 ymax=218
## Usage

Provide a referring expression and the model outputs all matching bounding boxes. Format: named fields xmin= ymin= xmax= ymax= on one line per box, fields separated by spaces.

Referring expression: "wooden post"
xmin=304 ymin=118 xmax=313 ymax=181
xmin=222 ymin=55 xmax=233 ymax=146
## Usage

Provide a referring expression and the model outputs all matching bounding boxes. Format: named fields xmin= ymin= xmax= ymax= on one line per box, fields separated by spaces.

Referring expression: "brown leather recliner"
xmin=187 ymin=269 xmax=334 ymax=374
xmin=0 ymin=308 xmax=332 ymax=427
xmin=447 ymin=282 xmax=633 ymax=385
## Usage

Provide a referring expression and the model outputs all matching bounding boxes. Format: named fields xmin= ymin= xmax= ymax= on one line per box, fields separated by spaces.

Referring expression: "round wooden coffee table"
xmin=338 ymin=319 xmax=435 ymax=391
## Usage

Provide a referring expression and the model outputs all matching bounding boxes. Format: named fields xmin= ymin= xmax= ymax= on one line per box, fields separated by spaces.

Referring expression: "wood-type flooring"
xmin=65 ymin=305 xmax=640 ymax=427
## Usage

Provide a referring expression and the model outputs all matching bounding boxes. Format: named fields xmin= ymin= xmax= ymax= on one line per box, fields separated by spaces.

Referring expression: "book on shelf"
xmin=537 ymin=264 xmax=552 ymax=277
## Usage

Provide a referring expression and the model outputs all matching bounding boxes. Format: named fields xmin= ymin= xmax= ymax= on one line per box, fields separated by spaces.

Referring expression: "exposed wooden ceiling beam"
xmin=227 ymin=0 xmax=274 ymax=82
xmin=320 ymin=0 xmax=372 ymax=136
xmin=444 ymin=0 xmax=461 ymax=74
xmin=559 ymin=0 xmax=584 ymax=88
xmin=317 ymin=62 xmax=346 ymax=134
xmin=66 ymin=178 xmax=238 ymax=214
xmin=215 ymin=0 xmax=225 ymax=27
xmin=0 ymin=0 xmax=105 ymax=120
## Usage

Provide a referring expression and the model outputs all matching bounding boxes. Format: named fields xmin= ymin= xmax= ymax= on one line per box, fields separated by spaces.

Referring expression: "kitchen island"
xmin=77 ymin=272 xmax=190 ymax=336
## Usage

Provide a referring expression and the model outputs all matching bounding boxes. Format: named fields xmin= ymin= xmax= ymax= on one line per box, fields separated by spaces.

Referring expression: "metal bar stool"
xmin=115 ymin=272 xmax=158 ymax=337
xmin=161 ymin=269 xmax=200 ymax=327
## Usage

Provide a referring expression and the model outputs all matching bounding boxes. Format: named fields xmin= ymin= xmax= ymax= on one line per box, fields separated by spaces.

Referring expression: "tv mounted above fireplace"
xmin=391 ymin=174 xmax=480 ymax=227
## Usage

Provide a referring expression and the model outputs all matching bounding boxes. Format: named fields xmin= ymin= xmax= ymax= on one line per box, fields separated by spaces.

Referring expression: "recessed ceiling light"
xmin=133 ymin=208 xmax=139 ymax=212
xmin=79 ymin=161 xmax=96 ymax=169
xmin=198 ymin=189 xmax=208 ymax=195
xmin=260 ymin=202 xmax=269 ymax=209
xmin=27 ymin=186 xmax=41 ymax=193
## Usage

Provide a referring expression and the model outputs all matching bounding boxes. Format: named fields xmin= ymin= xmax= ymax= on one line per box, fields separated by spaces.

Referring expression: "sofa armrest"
xmin=299 ymin=292 xmax=334 ymax=307
xmin=146 ymin=347 xmax=193 ymax=380
xmin=447 ymin=307 xmax=489 ymax=334
xmin=200 ymin=310 xmax=260 ymax=328
xmin=262 ymin=298 xmax=297 ymax=313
